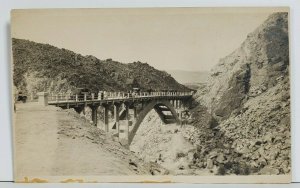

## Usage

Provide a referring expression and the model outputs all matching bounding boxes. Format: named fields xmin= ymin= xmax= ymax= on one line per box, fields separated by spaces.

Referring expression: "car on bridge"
xmin=17 ymin=92 xmax=27 ymax=103
xmin=132 ymin=87 xmax=140 ymax=97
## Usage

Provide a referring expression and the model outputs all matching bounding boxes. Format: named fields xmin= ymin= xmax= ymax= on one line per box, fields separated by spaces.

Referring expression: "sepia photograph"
xmin=11 ymin=7 xmax=291 ymax=183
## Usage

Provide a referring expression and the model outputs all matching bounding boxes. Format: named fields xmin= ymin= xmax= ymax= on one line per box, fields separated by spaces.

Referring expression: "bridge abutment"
xmin=37 ymin=92 xmax=49 ymax=106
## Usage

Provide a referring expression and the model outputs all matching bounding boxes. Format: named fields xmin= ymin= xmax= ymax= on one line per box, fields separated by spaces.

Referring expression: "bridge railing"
xmin=47 ymin=91 xmax=194 ymax=102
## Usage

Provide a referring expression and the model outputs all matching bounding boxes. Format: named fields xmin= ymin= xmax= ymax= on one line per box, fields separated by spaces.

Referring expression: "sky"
xmin=11 ymin=8 xmax=286 ymax=71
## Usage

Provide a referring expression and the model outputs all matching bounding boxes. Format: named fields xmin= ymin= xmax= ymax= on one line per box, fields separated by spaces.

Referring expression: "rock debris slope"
xmin=54 ymin=108 xmax=169 ymax=176
xmin=192 ymin=12 xmax=290 ymax=175
xmin=130 ymin=110 xmax=211 ymax=175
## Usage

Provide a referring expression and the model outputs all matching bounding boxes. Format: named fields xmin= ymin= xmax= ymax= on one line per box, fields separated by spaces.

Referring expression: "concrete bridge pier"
xmin=170 ymin=100 xmax=174 ymax=107
xmin=178 ymin=100 xmax=182 ymax=109
xmin=103 ymin=104 xmax=109 ymax=132
xmin=125 ymin=103 xmax=130 ymax=121
xmin=175 ymin=100 xmax=180 ymax=109
xmin=119 ymin=123 xmax=129 ymax=146
xmin=91 ymin=106 xmax=98 ymax=126
xmin=133 ymin=107 xmax=137 ymax=120
xmin=119 ymin=103 xmax=130 ymax=146
xmin=141 ymin=102 xmax=144 ymax=109
xmin=114 ymin=103 xmax=121 ymax=135
xmin=82 ymin=105 xmax=87 ymax=115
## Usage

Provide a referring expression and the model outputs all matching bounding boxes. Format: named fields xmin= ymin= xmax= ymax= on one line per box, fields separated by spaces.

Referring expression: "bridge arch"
xmin=128 ymin=99 xmax=180 ymax=145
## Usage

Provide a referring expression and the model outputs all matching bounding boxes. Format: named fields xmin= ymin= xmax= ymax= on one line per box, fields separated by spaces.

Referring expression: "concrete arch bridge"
xmin=38 ymin=91 xmax=193 ymax=145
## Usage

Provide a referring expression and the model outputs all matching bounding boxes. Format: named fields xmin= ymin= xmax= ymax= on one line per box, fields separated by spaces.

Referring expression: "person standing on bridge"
xmin=101 ymin=91 xmax=104 ymax=100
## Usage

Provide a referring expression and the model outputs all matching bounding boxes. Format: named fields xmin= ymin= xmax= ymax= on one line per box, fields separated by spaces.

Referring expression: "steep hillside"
xmin=191 ymin=12 xmax=290 ymax=175
xmin=197 ymin=12 xmax=289 ymax=119
xmin=12 ymin=39 xmax=189 ymax=95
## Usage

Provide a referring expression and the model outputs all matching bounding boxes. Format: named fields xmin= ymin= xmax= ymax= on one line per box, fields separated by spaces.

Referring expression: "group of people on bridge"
xmin=48 ymin=89 xmax=194 ymax=102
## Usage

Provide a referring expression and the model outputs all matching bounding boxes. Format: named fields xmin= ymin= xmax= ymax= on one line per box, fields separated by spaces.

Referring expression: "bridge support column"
xmin=103 ymin=105 xmax=109 ymax=132
xmin=133 ymin=107 xmax=137 ymax=120
xmin=125 ymin=104 xmax=130 ymax=122
xmin=119 ymin=124 xmax=129 ymax=146
xmin=37 ymin=92 xmax=48 ymax=106
xmin=91 ymin=106 xmax=98 ymax=126
xmin=119 ymin=104 xmax=130 ymax=146
xmin=141 ymin=102 xmax=145 ymax=110
xmin=153 ymin=107 xmax=167 ymax=124
xmin=170 ymin=100 xmax=175 ymax=108
xmin=114 ymin=104 xmax=120 ymax=135
xmin=178 ymin=100 xmax=182 ymax=109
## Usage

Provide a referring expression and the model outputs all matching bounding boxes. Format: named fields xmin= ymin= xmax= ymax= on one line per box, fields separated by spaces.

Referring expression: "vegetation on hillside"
xmin=12 ymin=38 xmax=189 ymax=95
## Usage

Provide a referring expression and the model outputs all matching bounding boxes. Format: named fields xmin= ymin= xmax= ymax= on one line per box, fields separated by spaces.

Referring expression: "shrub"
xmin=176 ymin=152 xmax=186 ymax=158
xmin=217 ymin=164 xmax=226 ymax=175
xmin=231 ymin=162 xmax=251 ymax=175
xmin=209 ymin=117 xmax=219 ymax=129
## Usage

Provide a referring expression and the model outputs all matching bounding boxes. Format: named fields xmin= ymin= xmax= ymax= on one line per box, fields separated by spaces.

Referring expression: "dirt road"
xmin=14 ymin=103 xmax=152 ymax=181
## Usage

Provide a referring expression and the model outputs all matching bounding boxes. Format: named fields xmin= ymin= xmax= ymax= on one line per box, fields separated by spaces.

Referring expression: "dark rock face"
xmin=12 ymin=39 xmax=189 ymax=95
xmin=203 ymin=12 xmax=289 ymax=120
xmin=214 ymin=63 xmax=251 ymax=118
xmin=192 ymin=12 xmax=290 ymax=175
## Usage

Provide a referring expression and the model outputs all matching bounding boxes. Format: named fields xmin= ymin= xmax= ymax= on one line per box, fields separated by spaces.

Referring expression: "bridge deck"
xmin=48 ymin=94 xmax=192 ymax=106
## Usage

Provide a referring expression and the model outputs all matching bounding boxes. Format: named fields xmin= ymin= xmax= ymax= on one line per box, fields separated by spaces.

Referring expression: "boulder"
xmin=259 ymin=167 xmax=280 ymax=175
xmin=208 ymin=151 xmax=218 ymax=159
xmin=216 ymin=153 xmax=225 ymax=164
xmin=206 ymin=158 xmax=214 ymax=169
xmin=257 ymin=157 xmax=267 ymax=167
xmin=263 ymin=134 xmax=274 ymax=143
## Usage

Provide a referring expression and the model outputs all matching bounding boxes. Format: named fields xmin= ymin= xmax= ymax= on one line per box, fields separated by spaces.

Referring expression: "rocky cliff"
xmin=191 ymin=12 xmax=290 ymax=175
xmin=12 ymin=38 xmax=189 ymax=95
